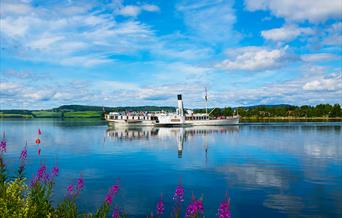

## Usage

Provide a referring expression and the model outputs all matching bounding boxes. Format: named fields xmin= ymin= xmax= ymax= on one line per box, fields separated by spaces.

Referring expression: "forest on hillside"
xmin=194 ymin=104 xmax=342 ymax=118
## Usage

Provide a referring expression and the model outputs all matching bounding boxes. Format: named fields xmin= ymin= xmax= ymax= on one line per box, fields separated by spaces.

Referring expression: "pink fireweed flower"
xmin=105 ymin=182 xmax=120 ymax=204
xmin=0 ymin=132 xmax=6 ymax=153
xmin=156 ymin=194 xmax=165 ymax=215
xmin=173 ymin=184 xmax=184 ymax=203
xmin=37 ymin=165 xmax=46 ymax=179
xmin=185 ymin=204 xmax=197 ymax=217
xmin=217 ymin=198 xmax=231 ymax=218
xmin=77 ymin=177 xmax=84 ymax=191
xmin=194 ymin=199 xmax=204 ymax=214
xmin=112 ymin=208 xmax=120 ymax=218
xmin=185 ymin=194 xmax=204 ymax=217
xmin=52 ymin=166 xmax=59 ymax=177
xmin=38 ymin=128 xmax=42 ymax=135
xmin=20 ymin=146 xmax=27 ymax=160
xmin=110 ymin=184 xmax=119 ymax=196
xmin=105 ymin=194 xmax=113 ymax=204
xmin=67 ymin=184 xmax=74 ymax=194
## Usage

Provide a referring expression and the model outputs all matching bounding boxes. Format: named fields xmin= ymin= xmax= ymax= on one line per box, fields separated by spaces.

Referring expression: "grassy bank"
xmin=0 ymin=111 xmax=103 ymax=119
xmin=241 ymin=116 xmax=342 ymax=122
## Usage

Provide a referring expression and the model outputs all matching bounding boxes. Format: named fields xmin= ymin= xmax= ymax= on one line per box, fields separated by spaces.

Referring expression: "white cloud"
xmin=0 ymin=2 xmax=33 ymax=15
xmin=59 ymin=56 xmax=112 ymax=67
xmin=303 ymin=74 xmax=342 ymax=91
xmin=119 ymin=5 xmax=141 ymax=17
xmin=216 ymin=46 xmax=293 ymax=71
xmin=261 ymin=25 xmax=313 ymax=42
xmin=142 ymin=4 xmax=160 ymax=12
xmin=323 ymin=22 xmax=342 ymax=46
xmin=28 ymin=35 xmax=65 ymax=50
xmin=177 ymin=0 xmax=237 ymax=44
xmin=0 ymin=1 xmax=161 ymax=66
xmin=301 ymin=53 xmax=340 ymax=62
xmin=119 ymin=4 xmax=160 ymax=17
xmin=245 ymin=0 xmax=342 ymax=22
xmin=0 ymin=17 xmax=31 ymax=37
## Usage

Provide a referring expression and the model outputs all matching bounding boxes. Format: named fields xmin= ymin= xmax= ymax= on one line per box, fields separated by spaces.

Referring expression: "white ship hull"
xmin=186 ymin=116 xmax=239 ymax=126
xmin=107 ymin=119 xmax=156 ymax=126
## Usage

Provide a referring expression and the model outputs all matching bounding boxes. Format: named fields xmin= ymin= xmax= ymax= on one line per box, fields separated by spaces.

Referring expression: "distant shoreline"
xmin=1 ymin=115 xmax=342 ymax=122
xmin=1 ymin=103 xmax=342 ymax=122
xmin=240 ymin=117 xmax=342 ymax=122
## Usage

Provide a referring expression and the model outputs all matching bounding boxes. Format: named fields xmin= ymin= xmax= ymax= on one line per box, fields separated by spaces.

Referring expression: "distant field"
xmin=0 ymin=113 xmax=33 ymax=118
xmin=63 ymin=111 xmax=103 ymax=118
xmin=32 ymin=111 xmax=61 ymax=118
xmin=0 ymin=111 xmax=103 ymax=119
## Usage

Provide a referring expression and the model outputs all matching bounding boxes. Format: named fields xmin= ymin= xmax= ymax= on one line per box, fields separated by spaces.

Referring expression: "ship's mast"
xmin=205 ymin=87 xmax=208 ymax=116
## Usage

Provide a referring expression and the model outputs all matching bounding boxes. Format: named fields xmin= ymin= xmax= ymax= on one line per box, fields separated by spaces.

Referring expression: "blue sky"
xmin=0 ymin=0 xmax=341 ymax=109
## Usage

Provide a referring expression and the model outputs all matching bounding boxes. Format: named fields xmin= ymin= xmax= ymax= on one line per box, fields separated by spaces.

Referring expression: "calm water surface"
xmin=1 ymin=120 xmax=341 ymax=217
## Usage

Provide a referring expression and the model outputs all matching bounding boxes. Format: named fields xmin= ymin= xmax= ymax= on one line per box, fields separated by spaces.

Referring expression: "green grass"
xmin=0 ymin=113 xmax=33 ymax=118
xmin=63 ymin=111 xmax=103 ymax=118
xmin=32 ymin=111 xmax=61 ymax=118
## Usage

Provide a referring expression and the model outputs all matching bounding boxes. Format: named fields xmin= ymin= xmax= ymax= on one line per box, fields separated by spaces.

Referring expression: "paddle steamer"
xmin=105 ymin=92 xmax=239 ymax=126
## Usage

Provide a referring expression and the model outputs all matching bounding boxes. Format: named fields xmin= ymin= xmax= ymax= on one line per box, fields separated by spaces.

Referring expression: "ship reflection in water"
xmin=106 ymin=126 xmax=239 ymax=158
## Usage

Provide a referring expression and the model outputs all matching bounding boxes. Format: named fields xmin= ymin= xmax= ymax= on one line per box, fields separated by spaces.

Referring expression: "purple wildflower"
xmin=30 ymin=176 xmax=38 ymax=187
xmin=43 ymin=173 xmax=50 ymax=183
xmin=105 ymin=183 xmax=120 ymax=204
xmin=77 ymin=177 xmax=84 ymax=191
xmin=185 ymin=194 xmax=204 ymax=217
xmin=110 ymin=184 xmax=119 ymax=196
xmin=37 ymin=165 xmax=46 ymax=179
xmin=173 ymin=184 xmax=184 ymax=203
xmin=105 ymin=193 xmax=113 ymax=204
xmin=217 ymin=198 xmax=230 ymax=218
xmin=52 ymin=166 xmax=59 ymax=177
xmin=156 ymin=194 xmax=165 ymax=216
xmin=185 ymin=204 xmax=197 ymax=217
xmin=0 ymin=132 xmax=6 ymax=153
xmin=20 ymin=146 xmax=27 ymax=160
xmin=194 ymin=199 xmax=204 ymax=214
xmin=112 ymin=208 xmax=120 ymax=218
xmin=67 ymin=184 xmax=74 ymax=194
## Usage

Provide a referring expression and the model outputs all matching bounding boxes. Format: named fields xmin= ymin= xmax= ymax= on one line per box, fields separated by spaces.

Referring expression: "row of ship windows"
xmin=185 ymin=117 xmax=208 ymax=120
xmin=109 ymin=116 xmax=158 ymax=120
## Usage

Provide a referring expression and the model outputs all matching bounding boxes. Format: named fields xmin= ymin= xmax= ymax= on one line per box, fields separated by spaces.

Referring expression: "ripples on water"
xmin=0 ymin=120 xmax=341 ymax=217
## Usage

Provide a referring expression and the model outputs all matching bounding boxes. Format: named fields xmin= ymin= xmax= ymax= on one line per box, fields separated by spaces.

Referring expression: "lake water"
xmin=1 ymin=120 xmax=341 ymax=217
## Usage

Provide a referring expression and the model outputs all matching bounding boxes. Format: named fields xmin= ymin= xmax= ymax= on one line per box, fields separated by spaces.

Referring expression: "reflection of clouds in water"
xmin=238 ymin=125 xmax=341 ymax=160
xmin=304 ymin=142 xmax=338 ymax=158
xmin=263 ymin=194 xmax=304 ymax=214
xmin=216 ymin=164 xmax=288 ymax=189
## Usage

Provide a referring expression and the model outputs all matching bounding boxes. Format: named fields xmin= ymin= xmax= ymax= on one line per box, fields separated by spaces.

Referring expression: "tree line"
xmin=193 ymin=104 xmax=342 ymax=118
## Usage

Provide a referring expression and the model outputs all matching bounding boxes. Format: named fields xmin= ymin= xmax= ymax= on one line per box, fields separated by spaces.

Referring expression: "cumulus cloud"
xmin=245 ymin=0 xmax=342 ymax=22
xmin=261 ymin=25 xmax=314 ymax=42
xmin=303 ymin=74 xmax=342 ymax=91
xmin=119 ymin=5 xmax=141 ymax=17
xmin=216 ymin=46 xmax=295 ymax=71
xmin=119 ymin=4 xmax=160 ymax=17
xmin=0 ymin=1 xmax=161 ymax=66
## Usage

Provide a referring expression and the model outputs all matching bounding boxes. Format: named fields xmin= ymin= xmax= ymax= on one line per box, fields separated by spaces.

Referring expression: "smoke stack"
xmin=177 ymin=94 xmax=184 ymax=116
